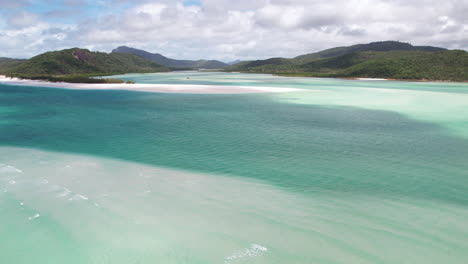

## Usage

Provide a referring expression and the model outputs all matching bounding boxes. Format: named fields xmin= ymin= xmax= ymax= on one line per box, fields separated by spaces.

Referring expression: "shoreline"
xmin=264 ymin=72 xmax=468 ymax=83
xmin=339 ymin=76 xmax=468 ymax=83
xmin=0 ymin=75 xmax=302 ymax=94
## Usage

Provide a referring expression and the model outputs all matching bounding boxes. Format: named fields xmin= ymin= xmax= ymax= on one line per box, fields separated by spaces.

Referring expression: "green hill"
xmin=227 ymin=41 xmax=448 ymax=72
xmin=112 ymin=46 xmax=228 ymax=69
xmin=8 ymin=48 xmax=169 ymax=76
xmin=0 ymin=58 xmax=26 ymax=74
xmin=226 ymin=41 xmax=466 ymax=81
xmin=299 ymin=50 xmax=430 ymax=72
xmin=340 ymin=50 xmax=468 ymax=81
xmin=293 ymin=41 xmax=446 ymax=63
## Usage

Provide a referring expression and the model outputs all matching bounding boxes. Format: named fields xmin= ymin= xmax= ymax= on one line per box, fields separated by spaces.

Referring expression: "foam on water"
xmin=0 ymin=163 xmax=23 ymax=174
xmin=224 ymin=244 xmax=268 ymax=263
xmin=28 ymin=213 xmax=40 ymax=220
xmin=69 ymin=194 xmax=89 ymax=201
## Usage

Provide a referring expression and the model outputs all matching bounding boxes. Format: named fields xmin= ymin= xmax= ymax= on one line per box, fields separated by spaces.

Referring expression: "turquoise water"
xmin=1 ymin=72 xmax=468 ymax=263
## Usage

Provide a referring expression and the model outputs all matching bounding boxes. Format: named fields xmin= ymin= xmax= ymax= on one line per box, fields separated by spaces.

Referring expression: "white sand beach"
xmin=356 ymin=78 xmax=389 ymax=81
xmin=0 ymin=75 xmax=301 ymax=94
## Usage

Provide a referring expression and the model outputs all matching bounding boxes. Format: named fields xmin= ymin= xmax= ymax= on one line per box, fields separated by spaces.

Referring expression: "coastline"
xmin=340 ymin=76 xmax=468 ymax=83
xmin=232 ymin=71 xmax=466 ymax=83
xmin=272 ymin=73 xmax=468 ymax=83
xmin=0 ymin=75 xmax=302 ymax=94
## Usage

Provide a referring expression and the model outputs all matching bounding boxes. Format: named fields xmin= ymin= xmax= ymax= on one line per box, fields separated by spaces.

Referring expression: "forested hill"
xmin=226 ymin=41 xmax=467 ymax=81
xmin=3 ymin=48 xmax=169 ymax=76
xmin=0 ymin=57 xmax=26 ymax=74
xmin=293 ymin=41 xmax=447 ymax=63
xmin=112 ymin=46 xmax=229 ymax=69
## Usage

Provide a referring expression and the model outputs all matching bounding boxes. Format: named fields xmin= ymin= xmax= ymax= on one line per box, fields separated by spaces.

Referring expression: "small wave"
xmin=0 ymin=164 xmax=23 ymax=174
xmin=28 ymin=213 xmax=40 ymax=220
xmin=39 ymin=178 xmax=49 ymax=184
xmin=224 ymin=244 xmax=268 ymax=263
xmin=53 ymin=186 xmax=90 ymax=202
xmin=69 ymin=194 xmax=89 ymax=201
xmin=57 ymin=188 xmax=72 ymax=197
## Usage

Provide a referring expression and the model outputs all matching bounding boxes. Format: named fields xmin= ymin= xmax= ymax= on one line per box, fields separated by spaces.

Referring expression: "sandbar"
xmin=0 ymin=76 xmax=301 ymax=94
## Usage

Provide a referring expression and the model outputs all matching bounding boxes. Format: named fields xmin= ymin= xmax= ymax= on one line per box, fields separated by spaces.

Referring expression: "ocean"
xmin=1 ymin=72 xmax=468 ymax=263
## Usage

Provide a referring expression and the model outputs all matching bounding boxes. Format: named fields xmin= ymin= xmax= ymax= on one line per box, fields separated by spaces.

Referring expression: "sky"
xmin=0 ymin=0 xmax=467 ymax=61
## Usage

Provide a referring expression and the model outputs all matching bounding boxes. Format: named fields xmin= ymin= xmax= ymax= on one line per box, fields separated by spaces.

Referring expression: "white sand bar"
xmin=0 ymin=76 xmax=302 ymax=94
xmin=356 ymin=78 xmax=389 ymax=81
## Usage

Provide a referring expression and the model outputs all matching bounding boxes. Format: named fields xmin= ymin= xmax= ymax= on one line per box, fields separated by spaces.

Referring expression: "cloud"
xmin=0 ymin=0 xmax=29 ymax=8
xmin=256 ymin=3 xmax=342 ymax=29
xmin=338 ymin=26 xmax=367 ymax=36
xmin=0 ymin=0 xmax=466 ymax=60
xmin=7 ymin=11 xmax=39 ymax=28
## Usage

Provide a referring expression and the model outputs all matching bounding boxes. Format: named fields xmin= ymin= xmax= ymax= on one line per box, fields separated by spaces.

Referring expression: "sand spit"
xmin=0 ymin=76 xmax=301 ymax=94
xmin=355 ymin=78 xmax=389 ymax=81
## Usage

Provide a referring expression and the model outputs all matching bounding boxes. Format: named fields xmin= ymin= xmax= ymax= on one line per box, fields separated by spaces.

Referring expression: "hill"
xmin=227 ymin=41 xmax=448 ymax=72
xmin=293 ymin=41 xmax=446 ymax=63
xmin=226 ymin=41 xmax=466 ymax=81
xmin=2 ymin=48 xmax=169 ymax=83
xmin=339 ymin=50 xmax=468 ymax=81
xmin=8 ymin=48 xmax=169 ymax=76
xmin=112 ymin=46 xmax=228 ymax=69
xmin=0 ymin=57 xmax=26 ymax=74
xmin=227 ymin=59 xmax=242 ymax=65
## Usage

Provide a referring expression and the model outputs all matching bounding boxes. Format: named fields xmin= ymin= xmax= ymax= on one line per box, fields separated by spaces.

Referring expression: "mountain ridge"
xmin=0 ymin=48 xmax=170 ymax=83
xmin=112 ymin=46 xmax=228 ymax=69
xmin=226 ymin=41 xmax=467 ymax=81
xmin=5 ymin=48 xmax=169 ymax=76
xmin=293 ymin=41 xmax=447 ymax=63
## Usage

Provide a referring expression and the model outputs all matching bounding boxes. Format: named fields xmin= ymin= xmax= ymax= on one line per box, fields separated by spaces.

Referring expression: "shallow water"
xmin=1 ymin=72 xmax=468 ymax=263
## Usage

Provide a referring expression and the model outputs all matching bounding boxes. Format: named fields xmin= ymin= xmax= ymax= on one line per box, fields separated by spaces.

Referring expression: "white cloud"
xmin=0 ymin=0 xmax=29 ymax=8
xmin=0 ymin=0 xmax=466 ymax=60
xmin=7 ymin=11 xmax=39 ymax=28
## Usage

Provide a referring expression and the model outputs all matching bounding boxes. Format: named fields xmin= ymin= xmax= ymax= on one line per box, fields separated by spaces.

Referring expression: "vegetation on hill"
xmin=293 ymin=41 xmax=446 ymax=63
xmin=9 ymin=48 xmax=169 ymax=75
xmin=2 ymin=48 xmax=169 ymax=83
xmin=339 ymin=50 xmax=468 ymax=81
xmin=0 ymin=58 xmax=26 ymax=74
xmin=226 ymin=41 xmax=466 ymax=81
xmin=112 ymin=46 xmax=228 ymax=69
xmin=2 ymin=41 xmax=465 ymax=83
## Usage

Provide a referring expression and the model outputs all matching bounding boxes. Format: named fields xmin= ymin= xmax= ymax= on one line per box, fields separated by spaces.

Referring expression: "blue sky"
xmin=0 ymin=0 xmax=466 ymax=60
xmin=23 ymin=0 xmax=137 ymax=23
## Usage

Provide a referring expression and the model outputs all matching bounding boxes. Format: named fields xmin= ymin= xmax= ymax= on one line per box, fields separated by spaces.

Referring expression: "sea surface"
xmin=1 ymin=72 xmax=468 ymax=263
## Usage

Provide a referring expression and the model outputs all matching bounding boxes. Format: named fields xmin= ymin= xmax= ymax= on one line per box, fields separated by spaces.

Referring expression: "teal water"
xmin=1 ymin=72 xmax=468 ymax=263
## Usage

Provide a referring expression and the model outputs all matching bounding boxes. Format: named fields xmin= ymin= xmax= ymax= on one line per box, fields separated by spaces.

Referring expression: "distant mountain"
xmin=227 ymin=59 xmax=241 ymax=65
xmin=112 ymin=46 xmax=228 ymax=69
xmin=7 ymin=48 xmax=169 ymax=76
xmin=226 ymin=41 xmax=466 ymax=81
